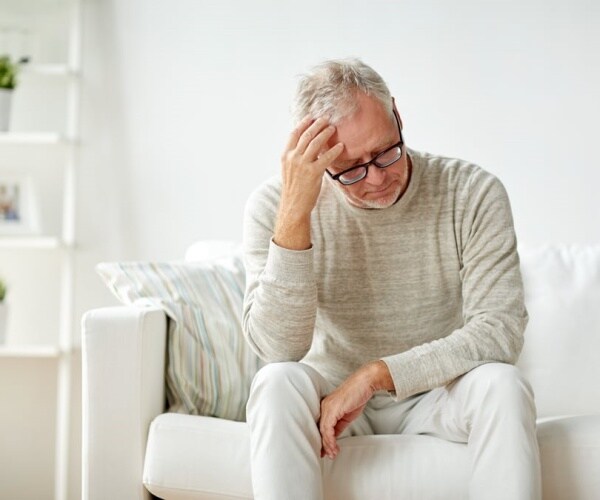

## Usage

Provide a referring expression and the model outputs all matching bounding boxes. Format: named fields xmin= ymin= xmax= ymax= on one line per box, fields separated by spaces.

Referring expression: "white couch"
xmin=82 ymin=243 xmax=600 ymax=500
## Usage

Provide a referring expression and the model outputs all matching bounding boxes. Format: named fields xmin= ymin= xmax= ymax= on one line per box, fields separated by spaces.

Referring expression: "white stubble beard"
xmin=344 ymin=181 xmax=404 ymax=209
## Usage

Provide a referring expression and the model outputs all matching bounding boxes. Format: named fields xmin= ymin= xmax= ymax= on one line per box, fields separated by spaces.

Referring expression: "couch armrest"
xmin=81 ymin=305 xmax=167 ymax=500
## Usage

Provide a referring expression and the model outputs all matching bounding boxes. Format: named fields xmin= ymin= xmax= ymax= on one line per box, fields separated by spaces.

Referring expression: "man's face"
xmin=325 ymin=93 xmax=408 ymax=209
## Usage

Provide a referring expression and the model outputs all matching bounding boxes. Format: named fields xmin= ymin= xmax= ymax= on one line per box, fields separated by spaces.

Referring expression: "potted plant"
xmin=0 ymin=277 xmax=7 ymax=344
xmin=0 ymin=55 xmax=19 ymax=132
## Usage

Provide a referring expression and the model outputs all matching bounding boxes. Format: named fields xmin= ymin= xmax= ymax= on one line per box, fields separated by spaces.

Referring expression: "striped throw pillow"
xmin=96 ymin=254 xmax=264 ymax=421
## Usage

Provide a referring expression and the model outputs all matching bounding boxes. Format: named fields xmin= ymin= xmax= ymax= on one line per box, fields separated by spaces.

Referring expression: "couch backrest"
xmin=517 ymin=245 xmax=600 ymax=418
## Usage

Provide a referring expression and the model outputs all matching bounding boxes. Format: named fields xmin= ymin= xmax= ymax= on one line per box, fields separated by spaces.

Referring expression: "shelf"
xmin=0 ymin=345 xmax=60 ymax=359
xmin=20 ymin=64 xmax=78 ymax=77
xmin=0 ymin=237 xmax=65 ymax=249
xmin=0 ymin=132 xmax=69 ymax=145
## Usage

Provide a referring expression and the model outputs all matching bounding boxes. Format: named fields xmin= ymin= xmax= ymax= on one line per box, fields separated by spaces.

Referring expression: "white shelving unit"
xmin=0 ymin=0 xmax=81 ymax=499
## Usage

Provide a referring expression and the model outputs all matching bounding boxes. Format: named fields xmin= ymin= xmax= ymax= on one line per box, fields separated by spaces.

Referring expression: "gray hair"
xmin=292 ymin=58 xmax=393 ymax=125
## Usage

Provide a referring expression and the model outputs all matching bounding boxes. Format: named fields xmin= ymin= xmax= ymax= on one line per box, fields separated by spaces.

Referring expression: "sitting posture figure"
xmin=242 ymin=58 xmax=541 ymax=500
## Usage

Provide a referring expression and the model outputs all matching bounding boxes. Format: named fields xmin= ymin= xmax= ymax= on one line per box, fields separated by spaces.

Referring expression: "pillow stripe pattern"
xmin=96 ymin=254 xmax=264 ymax=421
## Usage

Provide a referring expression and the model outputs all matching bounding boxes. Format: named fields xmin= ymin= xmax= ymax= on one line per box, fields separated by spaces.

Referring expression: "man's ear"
xmin=392 ymin=97 xmax=403 ymax=129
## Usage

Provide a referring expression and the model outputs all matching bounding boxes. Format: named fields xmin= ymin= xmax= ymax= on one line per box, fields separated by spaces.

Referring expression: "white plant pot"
xmin=0 ymin=302 xmax=8 ymax=344
xmin=0 ymin=88 xmax=13 ymax=132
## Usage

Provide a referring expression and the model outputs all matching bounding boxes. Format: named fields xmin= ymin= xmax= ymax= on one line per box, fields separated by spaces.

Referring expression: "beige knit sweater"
xmin=242 ymin=148 xmax=528 ymax=401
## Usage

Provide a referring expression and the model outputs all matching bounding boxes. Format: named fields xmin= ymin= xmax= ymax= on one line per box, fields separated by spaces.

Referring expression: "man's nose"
xmin=364 ymin=164 xmax=387 ymax=186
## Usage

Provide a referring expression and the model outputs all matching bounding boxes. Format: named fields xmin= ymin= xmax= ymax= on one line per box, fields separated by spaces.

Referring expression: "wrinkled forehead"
xmin=328 ymin=96 xmax=397 ymax=161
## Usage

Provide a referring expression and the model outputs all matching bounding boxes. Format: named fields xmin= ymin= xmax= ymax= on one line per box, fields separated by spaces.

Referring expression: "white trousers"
xmin=246 ymin=361 xmax=542 ymax=500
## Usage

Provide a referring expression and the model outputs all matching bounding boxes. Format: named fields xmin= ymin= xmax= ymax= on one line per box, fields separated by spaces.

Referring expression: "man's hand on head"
xmin=274 ymin=116 xmax=344 ymax=251
xmin=319 ymin=360 xmax=394 ymax=460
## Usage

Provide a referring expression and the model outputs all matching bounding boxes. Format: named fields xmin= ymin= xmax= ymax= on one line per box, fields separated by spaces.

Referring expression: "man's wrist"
xmin=364 ymin=360 xmax=395 ymax=393
xmin=274 ymin=208 xmax=312 ymax=250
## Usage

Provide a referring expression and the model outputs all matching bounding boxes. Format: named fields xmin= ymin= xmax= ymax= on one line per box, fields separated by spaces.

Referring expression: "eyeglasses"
xmin=326 ymin=110 xmax=404 ymax=186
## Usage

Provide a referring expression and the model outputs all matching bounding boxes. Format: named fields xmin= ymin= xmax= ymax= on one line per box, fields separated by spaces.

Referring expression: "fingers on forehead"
xmin=294 ymin=115 xmax=313 ymax=134
xmin=286 ymin=116 xmax=312 ymax=150
xmin=296 ymin=119 xmax=331 ymax=153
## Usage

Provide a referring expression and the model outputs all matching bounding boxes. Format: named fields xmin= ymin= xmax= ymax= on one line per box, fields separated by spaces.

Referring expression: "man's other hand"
xmin=319 ymin=360 xmax=394 ymax=460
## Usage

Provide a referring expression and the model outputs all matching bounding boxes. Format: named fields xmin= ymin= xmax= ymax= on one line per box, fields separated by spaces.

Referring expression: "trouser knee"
xmin=466 ymin=363 xmax=537 ymax=420
xmin=247 ymin=362 xmax=322 ymax=423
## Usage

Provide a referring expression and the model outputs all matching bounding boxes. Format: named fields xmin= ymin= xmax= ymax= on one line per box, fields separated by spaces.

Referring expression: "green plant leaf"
xmin=0 ymin=55 xmax=19 ymax=90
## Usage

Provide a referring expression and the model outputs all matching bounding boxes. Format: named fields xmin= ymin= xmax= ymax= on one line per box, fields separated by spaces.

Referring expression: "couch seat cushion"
xmin=537 ymin=414 xmax=600 ymax=500
xmin=144 ymin=414 xmax=253 ymax=500
xmin=143 ymin=413 xmax=470 ymax=500
xmin=144 ymin=413 xmax=600 ymax=500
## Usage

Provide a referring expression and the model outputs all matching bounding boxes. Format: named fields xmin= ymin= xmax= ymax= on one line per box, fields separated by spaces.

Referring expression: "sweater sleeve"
xmin=241 ymin=181 xmax=318 ymax=362
xmin=381 ymin=171 xmax=528 ymax=401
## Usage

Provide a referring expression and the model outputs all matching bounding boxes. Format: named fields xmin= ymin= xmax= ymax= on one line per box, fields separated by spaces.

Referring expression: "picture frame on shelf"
xmin=0 ymin=174 xmax=40 ymax=235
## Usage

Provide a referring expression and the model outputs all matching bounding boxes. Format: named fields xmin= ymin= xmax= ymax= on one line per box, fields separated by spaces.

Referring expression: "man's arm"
xmin=242 ymin=117 xmax=344 ymax=362
xmin=380 ymin=170 xmax=528 ymax=401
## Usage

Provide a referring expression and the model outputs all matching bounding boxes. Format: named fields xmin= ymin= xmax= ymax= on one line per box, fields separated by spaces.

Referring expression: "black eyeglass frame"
xmin=325 ymin=109 xmax=404 ymax=186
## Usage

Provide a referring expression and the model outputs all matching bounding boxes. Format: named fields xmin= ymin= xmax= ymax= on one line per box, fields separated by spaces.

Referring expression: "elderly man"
xmin=242 ymin=58 xmax=541 ymax=499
